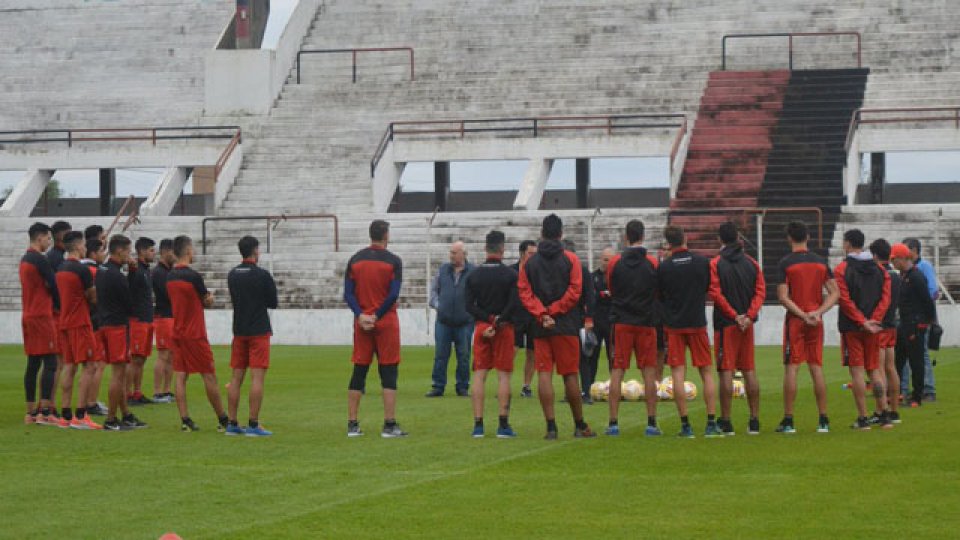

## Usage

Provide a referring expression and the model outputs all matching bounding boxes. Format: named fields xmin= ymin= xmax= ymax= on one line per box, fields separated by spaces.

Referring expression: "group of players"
xmin=344 ymin=214 xmax=937 ymax=439
xmin=19 ymin=221 xmax=277 ymax=434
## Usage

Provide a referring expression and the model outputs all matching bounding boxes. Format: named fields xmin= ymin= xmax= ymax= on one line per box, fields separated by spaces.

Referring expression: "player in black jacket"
xmin=870 ymin=239 xmax=902 ymax=424
xmin=582 ymin=247 xmax=615 ymax=400
xmin=513 ymin=240 xmax=538 ymax=398
xmin=226 ymin=236 xmax=279 ymax=436
xmin=464 ymin=231 xmax=519 ymax=438
xmin=891 ymin=243 xmax=937 ymax=408
xmin=658 ymin=226 xmax=720 ymax=438
xmin=127 ymin=237 xmax=156 ymax=405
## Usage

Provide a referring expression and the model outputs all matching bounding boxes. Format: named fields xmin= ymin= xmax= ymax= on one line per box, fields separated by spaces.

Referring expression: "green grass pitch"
xmin=2 ymin=344 xmax=958 ymax=539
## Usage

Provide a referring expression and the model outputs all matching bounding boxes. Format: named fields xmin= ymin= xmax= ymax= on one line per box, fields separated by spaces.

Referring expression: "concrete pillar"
xmin=576 ymin=158 xmax=590 ymax=209
xmin=434 ymin=161 xmax=450 ymax=211
xmin=869 ymin=152 xmax=885 ymax=204
xmin=99 ymin=168 xmax=116 ymax=216
xmin=0 ymin=169 xmax=54 ymax=217
xmin=140 ymin=167 xmax=190 ymax=217
xmin=844 ymin=134 xmax=861 ymax=206
xmin=514 ymin=159 xmax=554 ymax=211
xmin=371 ymin=145 xmax=405 ymax=213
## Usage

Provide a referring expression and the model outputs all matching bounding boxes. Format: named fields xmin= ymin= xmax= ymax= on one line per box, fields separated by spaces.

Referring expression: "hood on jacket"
xmin=537 ymin=239 xmax=565 ymax=260
xmin=720 ymin=243 xmax=745 ymax=263
xmin=847 ymin=252 xmax=880 ymax=275
xmin=621 ymin=246 xmax=649 ymax=267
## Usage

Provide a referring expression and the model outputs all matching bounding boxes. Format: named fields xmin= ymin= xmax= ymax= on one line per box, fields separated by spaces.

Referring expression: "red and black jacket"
xmin=657 ymin=248 xmax=710 ymax=329
xmin=777 ymin=250 xmax=833 ymax=316
xmin=343 ymin=245 xmax=403 ymax=319
xmin=518 ymin=239 xmax=583 ymax=337
xmin=20 ymin=248 xmax=59 ymax=318
xmin=56 ymin=258 xmax=94 ymax=330
xmin=465 ymin=257 xmax=518 ymax=324
xmin=834 ymin=254 xmax=891 ymax=333
xmin=606 ymin=246 xmax=659 ymax=327
xmin=709 ymin=243 xmax=765 ymax=330
xmin=152 ymin=261 xmax=173 ymax=318
xmin=882 ymin=263 xmax=902 ymax=329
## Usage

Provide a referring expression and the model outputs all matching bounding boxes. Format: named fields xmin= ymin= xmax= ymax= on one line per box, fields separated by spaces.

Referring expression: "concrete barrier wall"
xmin=3 ymin=306 xmax=958 ymax=348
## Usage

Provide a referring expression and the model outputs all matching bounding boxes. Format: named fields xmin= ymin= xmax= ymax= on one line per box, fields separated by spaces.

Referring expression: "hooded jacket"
xmin=709 ymin=243 xmax=765 ymax=330
xmin=658 ymin=248 xmax=710 ymax=329
xmin=518 ymin=239 xmax=583 ymax=337
xmin=881 ymin=263 xmax=902 ymax=329
xmin=606 ymin=246 xmax=660 ymax=327
xmin=834 ymin=252 xmax=891 ymax=333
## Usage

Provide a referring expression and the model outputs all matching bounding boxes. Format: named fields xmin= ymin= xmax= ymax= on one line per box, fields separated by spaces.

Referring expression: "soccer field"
xmin=2 ymin=344 xmax=958 ymax=539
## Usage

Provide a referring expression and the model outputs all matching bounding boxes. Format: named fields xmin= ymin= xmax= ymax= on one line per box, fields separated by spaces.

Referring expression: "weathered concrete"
xmin=514 ymin=159 xmax=554 ymax=210
xmin=140 ymin=167 xmax=189 ymax=217
xmin=0 ymin=169 xmax=53 ymax=217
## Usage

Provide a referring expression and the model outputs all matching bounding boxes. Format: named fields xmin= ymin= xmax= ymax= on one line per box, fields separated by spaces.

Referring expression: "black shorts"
xmin=514 ymin=324 xmax=534 ymax=350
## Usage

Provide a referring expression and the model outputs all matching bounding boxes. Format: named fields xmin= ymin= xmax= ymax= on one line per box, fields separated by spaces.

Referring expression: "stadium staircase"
xmin=671 ymin=68 xmax=867 ymax=299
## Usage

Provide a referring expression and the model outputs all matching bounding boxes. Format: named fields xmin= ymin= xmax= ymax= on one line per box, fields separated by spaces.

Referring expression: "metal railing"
xmin=201 ymin=214 xmax=340 ymax=255
xmin=0 ymin=126 xmax=242 ymax=182
xmin=844 ymin=106 xmax=960 ymax=154
xmin=370 ymin=113 xmax=688 ymax=177
xmin=296 ymin=47 xmax=415 ymax=84
xmin=104 ymin=195 xmax=140 ymax=238
xmin=721 ymin=32 xmax=862 ymax=70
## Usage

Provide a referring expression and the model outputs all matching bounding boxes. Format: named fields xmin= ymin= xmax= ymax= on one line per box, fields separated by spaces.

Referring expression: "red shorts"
xmin=533 ymin=335 xmax=579 ymax=375
xmin=172 ymin=337 xmax=216 ymax=374
xmin=612 ymin=324 xmax=658 ymax=370
xmin=472 ymin=322 xmax=515 ymax=372
xmin=100 ymin=325 xmax=130 ymax=364
xmin=841 ymin=331 xmax=880 ymax=371
xmin=129 ymin=319 xmax=154 ymax=358
xmin=783 ymin=316 xmax=824 ymax=366
xmin=22 ymin=316 xmax=59 ymax=356
xmin=665 ymin=327 xmax=712 ymax=368
xmin=60 ymin=326 xmax=97 ymax=364
xmin=715 ymin=325 xmax=755 ymax=371
xmin=878 ymin=328 xmax=897 ymax=349
xmin=154 ymin=317 xmax=174 ymax=351
xmin=230 ymin=335 xmax=271 ymax=370
xmin=351 ymin=314 xmax=401 ymax=366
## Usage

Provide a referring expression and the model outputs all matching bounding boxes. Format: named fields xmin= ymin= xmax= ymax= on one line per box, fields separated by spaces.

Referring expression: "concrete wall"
xmin=856 ymin=183 xmax=960 ymax=204
xmin=204 ymin=0 xmax=322 ymax=115
xmin=2 ymin=306 xmax=959 ymax=348
xmin=392 ymin=188 xmax=669 ymax=212
xmin=30 ymin=195 xmax=212 ymax=217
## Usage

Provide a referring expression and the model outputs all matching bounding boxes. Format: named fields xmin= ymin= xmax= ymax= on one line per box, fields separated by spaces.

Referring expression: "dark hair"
xmin=369 ymin=220 xmax=389 ymax=242
xmin=625 ymin=220 xmax=645 ymax=244
xmin=485 ymin=230 xmax=505 ymax=254
xmin=902 ymin=237 xmax=921 ymax=253
xmin=62 ymin=231 xmax=84 ymax=251
xmin=173 ymin=235 xmax=192 ymax=258
xmin=519 ymin=240 xmax=536 ymax=254
xmin=563 ymin=239 xmax=577 ymax=253
xmin=107 ymin=234 xmax=131 ymax=254
xmin=84 ymin=225 xmax=104 ymax=240
xmin=51 ymin=221 xmax=72 ymax=237
xmin=541 ymin=214 xmax=563 ymax=240
xmin=786 ymin=221 xmax=808 ymax=243
xmin=134 ymin=237 xmax=155 ymax=253
xmin=158 ymin=238 xmax=173 ymax=252
xmin=718 ymin=222 xmax=739 ymax=245
xmin=28 ymin=222 xmax=51 ymax=241
xmin=85 ymin=238 xmax=103 ymax=258
xmin=844 ymin=229 xmax=865 ymax=249
xmin=663 ymin=225 xmax=684 ymax=248
xmin=238 ymin=235 xmax=259 ymax=258
xmin=870 ymin=238 xmax=891 ymax=262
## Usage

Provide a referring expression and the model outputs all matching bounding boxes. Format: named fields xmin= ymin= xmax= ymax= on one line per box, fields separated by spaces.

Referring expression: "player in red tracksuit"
xmin=775 ymin=221 xmax=839 ymax=434
xmin=834 ymin=229 xmax=891 ymax=431
xmin=517 ymin=214 xmax=596 ymax=440
xmin=344 ymin=220 xmax=407 ymax=438
xmin=709 ymin=222 xmax=765 ymax=436
xmin=605 ymin=219 xmax=660 ymax=436
xmin=20 ymin=222 xmax=60 ymax=425
xmin=464 ymin=230 xmax=519 ymax=438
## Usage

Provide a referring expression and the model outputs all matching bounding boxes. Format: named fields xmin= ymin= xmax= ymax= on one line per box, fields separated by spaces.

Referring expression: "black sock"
xmin=348 ymin=420 xmax=359 ymax=428
xmin=61 ymin=408 xmax=72 ymax=421
xmin=783 ymin=415 xmax=794 ymax=424
xmin=575 ymin=418 xmax=587 ymax=430
xmin=228 ymin=419 xmax=239 ymax=427
xmin=608 ymin=418 xmax=618 ymax=427
xmin=87 ymin=405 xmax=97 ymax=414
xmin=707 ymin=414 xmax=716 ymax=423
xmin=498 ymin=415 xmax=509 ymax=429
xmin=680 ymin=415 xmax=689 ymax=427
xmin=647 ymin=416 xmax=657 ymax=428
xmin=75 ymin=408 xmax=85 ymax=420
xmin=546 ymin=419 xmax=557 ymax=432
xmin=218 ymin=414 xmax=229 ymax=426
xmin=28 ymin=409 xmax=39 ymax=417
xmin=249 ymin=419 xmax=259 ymax=429
xmin=41 ymin=407 xmax=52 ymax=416
xmin=181 ymin=416 xmax=192 ymax=424
xmin=385 ymin=419 xmax=397 ymax=428
xmin=123 ymin=413 xmax=134 ymax=421
xmin=474 ymin=417 xmax=483 ymax=428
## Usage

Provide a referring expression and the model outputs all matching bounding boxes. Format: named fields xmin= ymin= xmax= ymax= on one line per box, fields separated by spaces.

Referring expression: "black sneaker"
xmin=347 ymin=422 xmax=363 ymax=438
xmin=748 ymin=418 xmax=760 ymax=435
xmin=888 ymin=411 xmax=902 ymax=424
xmin=89 ymin=403 xmax=108 ymax=416
xmin=719 ymin=419 xmax=735 ymax=437
xmin=381 ymin=423 xmax=409 ymax=438
xmin=455 ymin=389 xmax=470 ymax=397
xmin=868 ymin=412 xmax=883 ymax=426
xmin=104 ymin=419 xmax=131 ymax=431
xmin=136 ymin=395 xmax=154 ymax=405
xmin=217 ymin=417 xmax=229 ymax=433
xmin=574 ymin=425 xmax=597 ymax=438
xmin=581 ymin=393 xmax=594 ymax=405
xmin=520 ymin=386 xmax=533 ymax=398
xmin=181 ymin=418 xmax=200 ymax=432
xmin=774 ymin=419 xmax=796 ymax=434
xmin=851 ymin=417 xmax=871 ymax=431
xmin=424 ymin=388 xmax=444 ymax=398
xmin=122 ymin=414 xmax=148 ymax=429
xmin=544 ymin=430 xmax=558 ymax=440
xmin=878 ymin=412 xmax=894 ymax=430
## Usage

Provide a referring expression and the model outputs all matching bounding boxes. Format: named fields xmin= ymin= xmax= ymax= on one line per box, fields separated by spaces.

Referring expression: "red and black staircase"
xmin=671 ymin=67 xmax=868 ymax=299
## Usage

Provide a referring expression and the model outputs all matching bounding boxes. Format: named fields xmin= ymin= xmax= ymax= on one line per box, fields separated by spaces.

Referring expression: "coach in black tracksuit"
xmin=583 ymin=250 xmax=614 ymax=396
xmin=891 ymin=243 xmax=937 ymax=406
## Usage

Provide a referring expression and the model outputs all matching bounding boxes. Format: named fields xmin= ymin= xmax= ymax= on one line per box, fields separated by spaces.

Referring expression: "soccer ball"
xmin=627 ymin=379 xmax=645 ymax=398
xmin=590 ymin=381 xmax=609 ymax=402
xmin=622 ymin=380 xmax=643 ymax=401
xmin=684 ymin=381 xmax=698 ymax=401
xmin=657 ymin=377 xmax=674 ymax=400
xmin=732 ymin=379 xmax=746 ymax=398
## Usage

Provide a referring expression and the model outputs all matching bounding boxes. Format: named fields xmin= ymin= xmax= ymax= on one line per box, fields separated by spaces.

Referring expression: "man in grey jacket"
xmin=426 ymin=241 xmax=475 ymax=397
